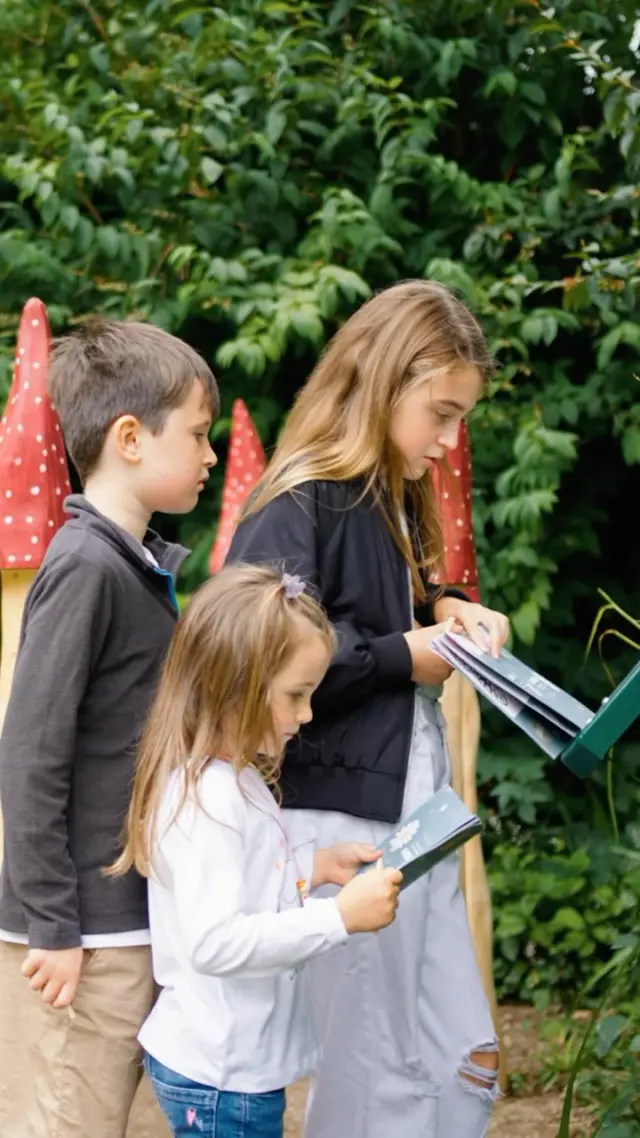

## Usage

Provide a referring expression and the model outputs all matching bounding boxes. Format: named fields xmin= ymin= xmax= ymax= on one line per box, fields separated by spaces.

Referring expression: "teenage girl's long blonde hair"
xmin=110 ymin=564 xmax=334 ymax=879
xmin=243 ymin=280 xmax=492 ymax=601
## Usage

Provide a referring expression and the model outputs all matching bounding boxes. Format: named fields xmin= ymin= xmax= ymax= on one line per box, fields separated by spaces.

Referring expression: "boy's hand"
xmin=336 ymin=862 xmax=402 ymax=934
xmin=313 ymin=842 xmax=381 ymax=887
xmin=22 ymin=946 xmax=84 ymax=1008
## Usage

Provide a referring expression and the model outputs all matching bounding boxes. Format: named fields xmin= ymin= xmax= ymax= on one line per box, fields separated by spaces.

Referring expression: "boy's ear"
xmin=109 ymin=414 xmax=144 ymax=465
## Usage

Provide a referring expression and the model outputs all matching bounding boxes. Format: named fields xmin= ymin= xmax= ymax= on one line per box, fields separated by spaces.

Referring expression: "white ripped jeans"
xmin=285 ymin=688 xmax=500 ymax=1138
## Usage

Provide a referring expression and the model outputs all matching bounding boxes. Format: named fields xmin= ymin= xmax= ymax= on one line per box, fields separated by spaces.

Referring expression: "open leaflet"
xmin=430 ymin=630 xmax=640 ymax=777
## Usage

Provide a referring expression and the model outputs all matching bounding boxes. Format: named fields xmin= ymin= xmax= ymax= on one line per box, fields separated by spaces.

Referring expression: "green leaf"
xmin=521 ymin=315 xmax=546 ymax=344
xmin=201 ymin=156 xmax=224 ymax=185
xmin=595 ymin=1014 xmax=628 ymax=1059
xmin=485 ymin=68 xmax=517 ymax=98
xmin=520 ymin=81 xmax=546 ymax=107
xmin=621 ymin=427 xmax=640 ymax=465
xmin=511 ymin=600 xmax=540 ymax=645
xmin=60 ymin=204 xmax=80 ymax=233
xmin=266 ymin=106 xmax=287 ymax=145
xmin=549 ymin=907 xmax=585 ymax=932
xmin=598 ymin=322 xmax=640 ymax=368
xmin=98 ymin=226 xmax=120 ymax=258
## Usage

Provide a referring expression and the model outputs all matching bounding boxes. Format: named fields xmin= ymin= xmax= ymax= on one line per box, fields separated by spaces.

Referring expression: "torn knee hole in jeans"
xmin=458 ymin=1041 xmax=500 ymax=1098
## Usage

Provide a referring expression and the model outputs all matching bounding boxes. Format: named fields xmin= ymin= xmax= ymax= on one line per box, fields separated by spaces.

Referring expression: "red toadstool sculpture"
xmin=208 ymin=399 xmax=266 ymax=575
xmin=0 ymin=298 xmax=71 ymax=724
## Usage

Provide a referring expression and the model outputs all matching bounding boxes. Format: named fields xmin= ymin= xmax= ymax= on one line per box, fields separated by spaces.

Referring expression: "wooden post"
xmin=0 ymin=570 xmax=36 ymax=728
xmin=441 ymin=671 xmax=507 ymax=1090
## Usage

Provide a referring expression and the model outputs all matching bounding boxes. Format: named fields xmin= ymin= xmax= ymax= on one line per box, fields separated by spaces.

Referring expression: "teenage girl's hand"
xmin=335 ymin=862 xmax=402 ymax=933
xmin=313 ymin=842 xmax=381 ymax=888
xmin=403 ymin=620 xmax=461 ymax=685
xmin=21 ymin=946 xmax=84 ymax=1009
xmin=433 ymin=597 xmax=509 ymax=659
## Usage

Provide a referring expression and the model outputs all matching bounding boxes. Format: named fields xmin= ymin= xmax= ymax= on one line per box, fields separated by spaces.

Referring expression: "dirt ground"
xmin=127 ymin=1005 xmax=595 ymax=1138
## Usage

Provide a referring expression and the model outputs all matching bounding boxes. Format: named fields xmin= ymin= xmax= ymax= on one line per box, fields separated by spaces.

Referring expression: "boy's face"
xmin=138 ymin=378 xmax=217 ymax=514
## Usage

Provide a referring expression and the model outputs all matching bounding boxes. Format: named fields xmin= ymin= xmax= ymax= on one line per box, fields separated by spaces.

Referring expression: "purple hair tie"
xmin=281 ymin=572 xmax=306 ymax=600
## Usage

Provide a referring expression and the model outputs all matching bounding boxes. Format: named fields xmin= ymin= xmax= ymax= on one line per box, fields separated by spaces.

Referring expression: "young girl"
xmin=112 ymin=563 xmax=401 ymax=1138
xmin=227 ymin=280 xmax=510 ymax=1138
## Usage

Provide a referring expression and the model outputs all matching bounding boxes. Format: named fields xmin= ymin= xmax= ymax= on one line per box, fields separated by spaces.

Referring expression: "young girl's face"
xmin=265 ymin=629 xmax=331 ymax=752
xmin=390 ymin=364 xmax=482 ymax=481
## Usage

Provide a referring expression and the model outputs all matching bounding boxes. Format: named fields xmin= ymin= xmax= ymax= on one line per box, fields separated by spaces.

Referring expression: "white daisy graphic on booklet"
xmin=389 ymin=819 xmax=420 ymax=852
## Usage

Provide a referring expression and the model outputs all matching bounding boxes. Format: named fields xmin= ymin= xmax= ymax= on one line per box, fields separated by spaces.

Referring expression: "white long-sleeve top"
xmin=139 ymin=760 xmax=348 ymax=1092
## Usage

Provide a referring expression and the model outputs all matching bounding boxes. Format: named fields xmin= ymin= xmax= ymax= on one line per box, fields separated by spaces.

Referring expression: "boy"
xmin=0 ymin=320 xmax=218 ymax=1138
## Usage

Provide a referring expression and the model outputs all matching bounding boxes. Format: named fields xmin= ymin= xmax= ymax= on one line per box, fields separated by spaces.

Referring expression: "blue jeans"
xmin=144 ymin=1054 xmax=286 ymax=1138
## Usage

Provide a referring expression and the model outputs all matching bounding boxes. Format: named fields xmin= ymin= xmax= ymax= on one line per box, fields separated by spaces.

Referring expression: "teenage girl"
xmin=227 ymin=280 xmax=510 ymax=1138
xmin=112 ymin=563 xmax=401 ymax=1138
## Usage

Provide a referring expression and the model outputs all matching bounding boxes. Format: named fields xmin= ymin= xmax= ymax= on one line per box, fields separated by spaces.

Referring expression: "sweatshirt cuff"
xmin=303 ymin=897 xmax=349 ymax=946
xmin=28 ymin=920 xmax=82 ymax=951
xmin=369 ymin=631 xmax=413 ymax=681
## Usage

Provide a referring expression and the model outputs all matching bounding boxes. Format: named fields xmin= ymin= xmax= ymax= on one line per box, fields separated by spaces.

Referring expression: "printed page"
xmin=440 ymin=637 xmax=581 ymax=736
xmin=432 ymin=632 xmax=594 ymax=731
xmin=432 ymin=638 xmax=573 ymax=759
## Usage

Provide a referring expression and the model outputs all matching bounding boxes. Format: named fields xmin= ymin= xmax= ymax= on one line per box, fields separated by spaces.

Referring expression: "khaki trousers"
xmin=0 ymin=940 xmax=167 ymax=1138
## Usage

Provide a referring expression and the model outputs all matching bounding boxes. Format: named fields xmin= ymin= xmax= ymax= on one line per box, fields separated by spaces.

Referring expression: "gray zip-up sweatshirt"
xmin=0 ymin=496 xmax=188 ymax=950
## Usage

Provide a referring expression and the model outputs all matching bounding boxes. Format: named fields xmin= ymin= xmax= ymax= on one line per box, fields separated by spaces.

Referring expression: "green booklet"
xmin=430 ymin=630 xmax=640 ymax=778
xmin=358 ymin=786 xmax=482 ymax=890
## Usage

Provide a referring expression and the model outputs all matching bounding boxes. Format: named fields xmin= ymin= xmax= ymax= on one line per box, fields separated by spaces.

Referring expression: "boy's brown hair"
xmin=48 ymin=320 xmax=219 ymax=480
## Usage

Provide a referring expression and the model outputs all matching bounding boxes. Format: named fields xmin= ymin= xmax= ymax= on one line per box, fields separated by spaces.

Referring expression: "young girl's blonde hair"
xmin=111 ymin=563 xmax=335 ymax=879
xmin=243 ymin=280 xmax=492 ymax=601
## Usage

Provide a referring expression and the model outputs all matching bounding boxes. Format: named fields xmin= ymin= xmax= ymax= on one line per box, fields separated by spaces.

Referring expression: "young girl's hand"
xmin=21 ymin=946 xmax=84 ymax=1009
xmin=313 ymin=842 xmax=380 ymax=888
xmin=336 ymin=862 xmax=402 ymax=934
xmin=433 ymin=597 xmax=509 ymax=658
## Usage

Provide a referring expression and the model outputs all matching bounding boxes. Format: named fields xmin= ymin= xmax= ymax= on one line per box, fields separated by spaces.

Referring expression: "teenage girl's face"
xmin=266 ymin=630 xmax=331 ymax=752
xmin=389 ymin=365 xmax=482 ymax=481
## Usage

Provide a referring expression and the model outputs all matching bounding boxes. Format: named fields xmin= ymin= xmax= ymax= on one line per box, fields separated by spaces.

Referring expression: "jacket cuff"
xmin=441 ymin=587 xmax=471 ymax=603
xmin=417 ymin=586 xmax=471 ymax=626
xmin=369 ymin=632 xmax=413 ymax=681
xmin=28 ymin=921 xmax=82 ymax=951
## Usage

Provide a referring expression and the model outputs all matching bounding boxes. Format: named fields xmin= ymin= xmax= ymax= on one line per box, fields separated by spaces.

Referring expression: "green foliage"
xmin=482 ymin=739 xmax=640 ymax=1007
xmin=484 ymin=597 xmax=640 ymax=1013
xmin=0 ymin=0 xmax=637 ymax=683
xmin=552 ymin=931 xmax=640 ymax=1136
